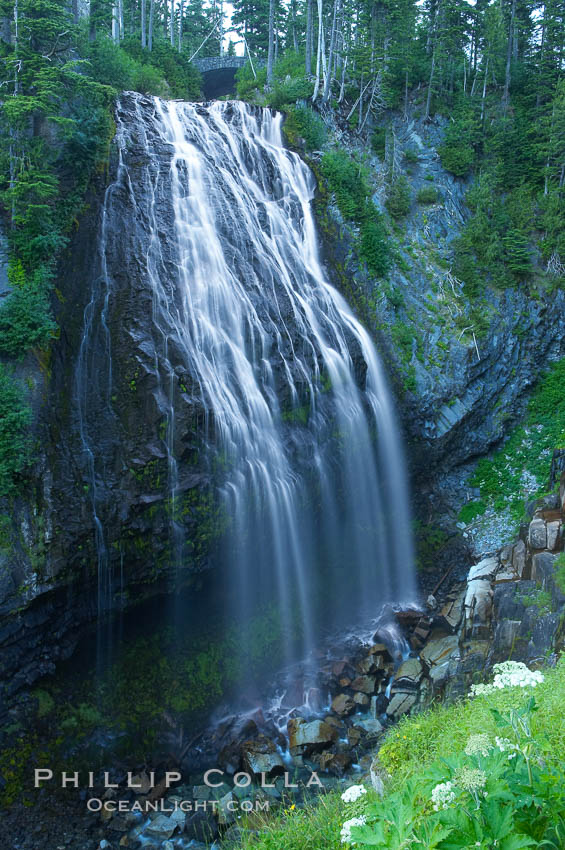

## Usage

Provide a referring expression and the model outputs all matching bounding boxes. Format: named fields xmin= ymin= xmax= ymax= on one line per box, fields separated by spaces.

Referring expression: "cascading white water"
xmin=80 ymin=93 xmax=416 ymax=662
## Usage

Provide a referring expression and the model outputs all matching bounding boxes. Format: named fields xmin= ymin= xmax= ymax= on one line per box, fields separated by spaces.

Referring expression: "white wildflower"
xmin=431 ymin=780 xmax=456 ymax=811
xmin=495 ymin=736 xmax=514 ymax=753
xmin=341 ymin=785 xmax=367 ymax=804
xmin=455 ymin=767 xmax=487 ymax=794
xmin=470 ymin=661 xmax=544 ymax=696
xmin=465 ymin=734 xmax=492 ymax=757
xmin=340 ymin=816 xmax=367 ymax=844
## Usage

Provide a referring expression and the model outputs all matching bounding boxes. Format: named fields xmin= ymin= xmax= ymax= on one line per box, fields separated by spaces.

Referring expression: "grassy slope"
xmin=237 ymin=655 xmax=565 ymax=849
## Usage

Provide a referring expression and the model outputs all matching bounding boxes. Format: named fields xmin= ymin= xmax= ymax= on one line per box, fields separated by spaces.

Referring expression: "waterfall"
xmin=78 ymin=93 xmax=416 ymax=663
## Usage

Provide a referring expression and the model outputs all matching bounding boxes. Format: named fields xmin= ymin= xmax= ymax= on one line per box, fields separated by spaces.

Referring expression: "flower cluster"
xmin=470 ymin=661 xmax=544 ymax=696
xmin=465 ymin=733 xmax=492 ymax=757
xmin=431 ymin=780 xmax=456 ymax=811
xmin=495 ymin=735 xmax=519 ymax=760
xmin=340 ymin=816 xmax=367 ymax=844
xmin=341 ymin=784 xmax=367 ymax=804
xmin=455 ymin=766 xmax=487 ymax=794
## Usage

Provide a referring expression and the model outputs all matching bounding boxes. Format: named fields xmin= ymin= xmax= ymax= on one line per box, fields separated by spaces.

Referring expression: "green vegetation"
xmin=413 ymin=520 xmax=448 ymax=572
xmin=237 ymin=657 xmax=565 ymax=849
xmin=283 ymin=106 xmax=327 ymax=152
xmin=0 ymin=365 xmax=31 ymax=496
xmin=320 ymin=149 xmax=390 ymax=278
xmin=457 ymin=499 xmax=487 ymax=524
xmin=385 ymin=175 xmax=411 ymax=219
xmin=470 ymin=357 xmax=565 ymax=525
xmin=555 ymin=553 xmax=565 ymax=595
xmin=519 ymin=586 xmax=553 ymax=614
xmin=417 ymin=185 xmax=440 ymax=205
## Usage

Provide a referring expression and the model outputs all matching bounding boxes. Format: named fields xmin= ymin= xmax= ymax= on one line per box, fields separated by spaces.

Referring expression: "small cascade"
xmin=76 ymin=92 xmax=417 ymax=668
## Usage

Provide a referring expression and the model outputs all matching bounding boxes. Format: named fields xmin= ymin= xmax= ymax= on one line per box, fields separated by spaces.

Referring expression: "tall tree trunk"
xmin=112 ymin=2 xmax=119 ymax=42
xmin=89 ymin=0 xmax=96 ymax=41
xmin=141 ymin=0 xmax=146 ymax=47
xmin=425 ymin=48 xmax=436 ymax=120
xmin=291 ymin=0 xmax=298 ymax=52
xmin=322 ymin=0 xmax=339 ymax=102
xmin=312 ymin=0 xmax=323 ymax=100
xmin=178 ymin=0 xmax=183 ymax=51
xmin=148 ymin=0 xmax=154 ymax=50
xmin=480 ymin=55 xmax=489 ymax=121
xmin=218 ymin=0 xmax=223 ymax=54
xmin=266 ymin=0 xmax=275 ymax=85
xmin=71 ymin=0 xmax=78 ymax=24
xmin=170 ymin=0 xmax=175 ymax=45
xmin=502 ymin=0 xmax=516 ymax=109
xmin=305 ymin=0 xmax=313 ymax=75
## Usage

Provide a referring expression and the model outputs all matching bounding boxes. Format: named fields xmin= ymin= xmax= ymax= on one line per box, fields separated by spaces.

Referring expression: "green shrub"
xmin=458 ymin=499 xmax=487 ymax=523
xmin=284 ymin=107 xmax=326 ymax=151
xmin=359 ymin=218 xmax=390 ymax=277
xmin=320 ymin=150 xmax=370 ymax=222
xmin=121 ymin=36 xmax=201 ymax=99
xmin=371 ymin=127 xmax=387 ymax=157
xmin=555 ymin=553 xmax=565 ymax=594
xmin=0 ymin=365 xmax=31 ymax=497
xmin=82 ymin=34 xmax=140 ymax=90
xmin=268 ymin=77 xmax=314 ymax=110
xmin=0 ymin=281 xmax=56 ymax=358
xmin=236 ymin=63 xmax=267 ymax=100
xmin=438 ymin=115 xmax=476 ymax=177
xmin=417 ymin=185 xmax=439 ymax=204
xmin=439 ymin=140 xmax=474 ymax=176
xmin=385 ymin=176 xmax=411 ymax=218
xmin=404 ymin=147 xmax=419 ymax=163
xmin=132 ymin=62 xmax=168 ymax=96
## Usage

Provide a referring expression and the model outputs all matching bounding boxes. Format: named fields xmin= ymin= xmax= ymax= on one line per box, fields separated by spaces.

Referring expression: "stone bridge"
xmin=193 ymin=56 xmax=248 ymax=74
xmin=193 ymin=55 xmax=265 ymax=99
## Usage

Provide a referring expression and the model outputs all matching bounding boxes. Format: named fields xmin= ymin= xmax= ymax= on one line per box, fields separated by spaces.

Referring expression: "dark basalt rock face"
xmin=0 ymin=95 xmax=214 ymax=715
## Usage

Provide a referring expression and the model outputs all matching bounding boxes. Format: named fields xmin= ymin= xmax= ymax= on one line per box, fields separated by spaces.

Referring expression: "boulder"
xmin=354 ymin=716 xmax=384 ymax=736
xmin=144 ymin=815 xmax=177 ymax=841
xmin=546 ymin=521 xmax=561 ymax=551
xmin=347 ymin=726 xmax=363 ymax=747
xmin=438 ymin=591 xmax=465 ymax=631
xmin=420 ymin=634 xmax=459 ymax=668
xmin=529 ymin=517 xmax=547 ymax=550
xmin=391 ymin=657 xmax=423 ymax=690
xmin=386 ymin=692 xmax=416 ymax=718
xmin=217 ymin=791 xmax=235 ymax=826
xmin=353 ymin=692 xmax=370 ymax=706
xmin=368 ymin=643 xmax=392 ymax=661
xmin=318 ymin=752 xmax=353 ymax=775
xmin=512 ymin=540 xmax=527 ymax=578
xmin=531 ymin=552 xmax=556 ymax=587
xmin=331 ymin=693 xmax=355 ymax=715
xmin=491 ymin=620 xmax=522 ymax=658
xmin=287 ymin=718 xmax=338 ymax=753
xmin=350 ymin=675 xmax=376 ymax=694
xmin=242 ymin=735 xmax=284 ymax=776
xmin=355 ymin=656 xmax=376 ymax=674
